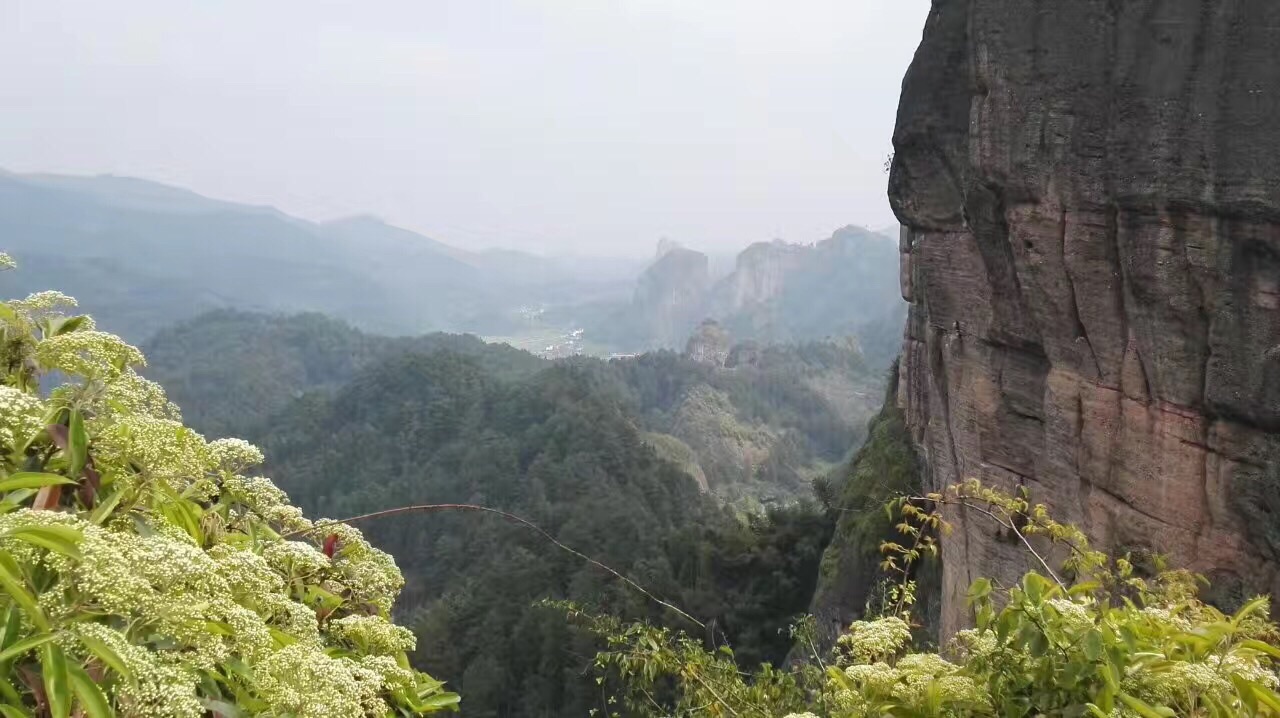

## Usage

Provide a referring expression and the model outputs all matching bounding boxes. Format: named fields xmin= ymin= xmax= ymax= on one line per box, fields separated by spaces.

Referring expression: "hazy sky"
xmin=2 ymin=1 xmax=929 ymax=256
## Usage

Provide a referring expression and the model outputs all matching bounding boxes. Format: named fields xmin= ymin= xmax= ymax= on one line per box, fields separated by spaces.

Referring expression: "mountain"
xmin=137 ymin=311 xmax=859 ymax=715
xmin=142 ymin=310 xmax=546 ymax=437
xmin=0 ymin=171 xmax=631 ymax=341
xmin=709 ymin=226 xmax=903 ymax=354
xmin=580 ymin=225 xmax=905 ymax=364
xmin=884 ymin=0 xmax=1280 ymax=638
xmin=0 ymin=169 xmax=896 ymax=362
xmin=145 ymin=310 xmax=883 ymax=504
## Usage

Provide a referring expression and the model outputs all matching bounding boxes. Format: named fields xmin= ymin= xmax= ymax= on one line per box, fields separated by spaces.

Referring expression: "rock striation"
xmin=889 ymin=0 xmax=1280 ymax=637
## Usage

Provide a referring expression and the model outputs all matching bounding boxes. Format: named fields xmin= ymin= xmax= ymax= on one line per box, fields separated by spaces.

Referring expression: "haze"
xmin=1 ymin=0 xmax=929 ymax=256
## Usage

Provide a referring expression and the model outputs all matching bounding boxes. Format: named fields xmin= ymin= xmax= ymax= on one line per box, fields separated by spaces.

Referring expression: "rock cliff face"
xmin=631 ymin=247 xmax=711 ymax=347
xmin=715 ymin=240 xmax=806 ymax=312
xmin=889 ymin=0 xmax=1280 ymax=637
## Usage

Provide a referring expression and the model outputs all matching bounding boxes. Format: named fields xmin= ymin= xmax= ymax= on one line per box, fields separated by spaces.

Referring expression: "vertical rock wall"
xmin=889 ymin=0 xmax=1280 ymax=636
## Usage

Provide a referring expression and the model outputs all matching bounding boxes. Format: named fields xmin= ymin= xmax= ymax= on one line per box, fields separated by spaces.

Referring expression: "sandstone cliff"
xmin=889 ymin=0 xmax=1280 ymax=637
xmin=631 ymin=247 xmax=711 ymax=348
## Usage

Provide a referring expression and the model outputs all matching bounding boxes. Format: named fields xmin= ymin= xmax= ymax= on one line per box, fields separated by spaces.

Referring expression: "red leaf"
xmin=33 ymin=485 xmax=62 ymax=511
xmin=323 ymin=534 xmax=339 ymax=558
xmin=78 ymin=465 xmax=101 ymax=508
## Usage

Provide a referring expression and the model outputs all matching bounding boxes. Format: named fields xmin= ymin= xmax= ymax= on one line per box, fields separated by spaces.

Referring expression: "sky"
xmin=1 ymin=0 xmax=930 ymax=257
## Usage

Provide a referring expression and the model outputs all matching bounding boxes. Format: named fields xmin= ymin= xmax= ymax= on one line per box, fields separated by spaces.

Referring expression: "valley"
xmin=4 ymin=1 xmax=1280 ymax=715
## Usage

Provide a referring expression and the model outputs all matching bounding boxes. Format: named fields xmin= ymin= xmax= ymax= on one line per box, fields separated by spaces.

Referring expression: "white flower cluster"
xmin=34 ymin=329 xmax=144 ymax=379
xmin=11 ymin=289 xmax=77 ymax=314
xmin=92 ymin=414 xmax=211 ymax=489
xmin=0 ymin=385 xmax=44 ymax=449
xmin=834 ymin=617 xmax=912 ymax=663
xmin=330 ymin=614 xmax=418 ymax=655
xmin=322 ymin=521 xmax=406 ymax=613
xmin=0 ymin=282 xmax=451 ymax=716
xmin=224 ymin=474 xmax=313 ymax=532
xmin=71 ymin=622 xmax=205 ymax=718
xmin=0 ymin=252 xmax=15 ymax=270
xmin=1046 ymin=597 xmax=1094 ymax=632
xmin=0 ymin=504 xmax=420 ymax=717
xmin=252 ymin=644 xmax=412 ymax=717
xmin=102 ymin=369 xmax=181 ymax=421
xmin=264 ymin=539 xmax=332 ymax=577
xmin=208 ymin=437 xmax=265 ymax=472
xmin=833 ymin=652 xmax=989 ymax=715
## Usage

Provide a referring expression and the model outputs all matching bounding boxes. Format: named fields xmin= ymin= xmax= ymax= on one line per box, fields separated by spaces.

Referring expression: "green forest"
xmin=5 ymin=265 xmax=1280 ymax=717
xmin=135 ymin=310 xmax=887 ymax=715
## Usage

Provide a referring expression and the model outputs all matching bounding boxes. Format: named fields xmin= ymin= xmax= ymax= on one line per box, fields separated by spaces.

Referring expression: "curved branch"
xmin=283 ymin=503 xmax=706 ymax=629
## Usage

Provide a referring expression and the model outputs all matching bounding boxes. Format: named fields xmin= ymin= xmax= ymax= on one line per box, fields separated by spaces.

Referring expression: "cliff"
xmin=710 ymin=227 xmax=903 ymax=352
xmin=589 ymin=228 xmax=903 ymax=356
xmin=631 ymin=247 xmax=711 ymax=347
xmin=889 ymin=0 xmax=1280 ymax=637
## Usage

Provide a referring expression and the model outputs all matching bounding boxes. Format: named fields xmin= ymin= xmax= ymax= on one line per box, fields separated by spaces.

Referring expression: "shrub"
xmin=579 ymin=479 xmax=1280 ymax=717
xmin=0 ymin=256 xmax=458 ymax=716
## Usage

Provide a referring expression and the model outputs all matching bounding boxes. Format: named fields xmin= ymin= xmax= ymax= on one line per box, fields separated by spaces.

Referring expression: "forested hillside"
xmin=134 ymin=310 xmax=883 ymax=714
xmin=146 ymin=311 xmax=884 ymax=503
xmin=143 ymin=311 xmax=545 ymax=437
xmin=244 ymin=352 xmax=834 ymax=716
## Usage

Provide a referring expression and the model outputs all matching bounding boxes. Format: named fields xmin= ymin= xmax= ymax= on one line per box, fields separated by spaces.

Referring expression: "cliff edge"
xmin=889 ymin=0 xmax=1280 ymax=637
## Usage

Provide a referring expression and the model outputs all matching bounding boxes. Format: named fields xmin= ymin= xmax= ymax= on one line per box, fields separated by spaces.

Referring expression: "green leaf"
xmin=0 ymin=705 xmax=33 ymax=718
xmin=155 ymin=482 xmax=203 ymax=544
xmin=967 ymin=577 xmax=992 ymax=603
xmin=1 ymin=525 xmax=83 ymax=560
xmin=41 ymin=642 xmax=72 ymax=718
xmin=1118 ymin=693 xmax=1175 ymax=718
xmin=1022 ymin=572 xmax=1047 ymax=604
xmin=269 ymin=628 xmax=299 ymax=647
xmin=76 ymin=631 xmax=132 ymax=681
xmin=1239 ymin=638 xmax=1280 ymax=660
xmin=1083 ymin=629 xmax=1104 ymax=661
xmin=0 ymin=633 xmax=56 ymax=664
xmin=68 ymin=661 xmax=114 ymax=717
xmin=419 ymin=692 xmax=462 ymax=710
xmin=1231 ymin=674 xmax=1259 ymax=713
xmin=0 ymin=604 xmax=20 ymax=650
xmin=1251 ymin=683 xmax=1280 ymax=713
xmin=68 ymin=411 xmax=88 ymax=478
xmin=0 ymin=551 xmax=48 ymax=631
xmin=204 ymin=621 xmax=236 ymax=637
xmin=200 ymin=699 xmax=244 ymax=718
xmin=51 ymin=316 xmax=90 ymax=337
xmin=0 ymin=473 xmax=78 ymax=493
xmin=89 ymin=488 xmax=125 ymax=525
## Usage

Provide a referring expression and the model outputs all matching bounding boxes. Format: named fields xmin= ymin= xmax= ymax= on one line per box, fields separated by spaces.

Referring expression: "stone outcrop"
xmin=889 ymin=0 xmax=1280 ymax=637
xmin=714 ymin=240 xmax=806 ymax=312
xmin=631 ymin=247 xmax=710 ymax=347
xmin=685 ymin=319 xmax=733 ymax=366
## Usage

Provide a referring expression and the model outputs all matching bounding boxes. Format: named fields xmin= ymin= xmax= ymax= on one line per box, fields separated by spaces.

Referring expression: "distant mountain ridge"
xmin=0 ymin=170 xmax=900 ymax=361
xmin=0 ymin=170 xmax=633 ymax=341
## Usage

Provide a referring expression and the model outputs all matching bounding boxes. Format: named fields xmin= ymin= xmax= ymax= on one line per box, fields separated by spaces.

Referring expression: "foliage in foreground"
xmin=581 ymin=480 xmax=1280 ymax=717
xmin=0 ymin=258 xmax=457 ymax=716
